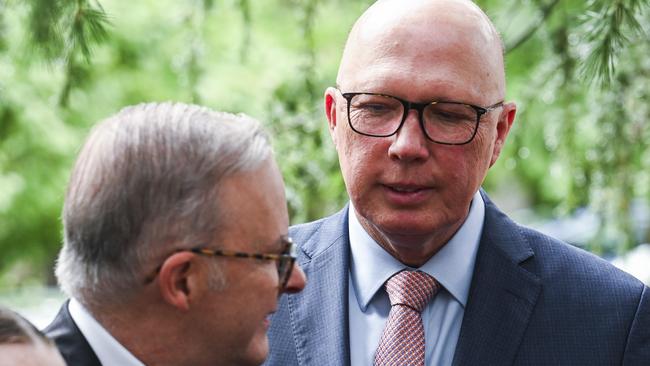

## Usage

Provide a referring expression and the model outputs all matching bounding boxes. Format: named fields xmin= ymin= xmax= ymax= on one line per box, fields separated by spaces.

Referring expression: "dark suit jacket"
xmin=265 ymin=193 xmax=650 ymax=365
xmin=44 ymin=300 xmax=102 ymax=366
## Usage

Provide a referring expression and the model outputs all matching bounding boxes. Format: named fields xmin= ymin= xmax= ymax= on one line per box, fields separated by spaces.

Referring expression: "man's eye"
xmin=432 ymin=110 xmax=464 ymax=121
xmin=428 ymin=107 xmax=475 ymax=123
xmin=366 ymin=104 xmax=391 ymax=112
xmin=355 ymin=103 xmax=393 ymax=114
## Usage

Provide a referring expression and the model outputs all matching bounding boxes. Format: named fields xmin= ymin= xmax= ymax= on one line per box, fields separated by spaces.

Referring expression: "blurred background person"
xmin=0 ymin=305 xmax=66 ymax=366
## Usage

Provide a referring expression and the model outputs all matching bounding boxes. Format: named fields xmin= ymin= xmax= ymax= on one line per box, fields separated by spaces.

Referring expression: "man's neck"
xmin=357 ymin=213 xmax=466 ymax=267
xmin=85 ymin=297 xmax=183 ymax=366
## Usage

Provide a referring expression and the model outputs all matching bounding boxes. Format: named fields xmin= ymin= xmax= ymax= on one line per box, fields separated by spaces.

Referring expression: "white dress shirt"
xmin=348 ymin=191 xmax=485 ymax=366
xmin=68 ymin=298 xmax=146 ymax=366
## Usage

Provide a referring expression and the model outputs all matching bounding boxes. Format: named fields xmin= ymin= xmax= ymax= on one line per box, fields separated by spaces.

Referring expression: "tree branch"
xmin=506 ymin=0 xmax=562 ymax=53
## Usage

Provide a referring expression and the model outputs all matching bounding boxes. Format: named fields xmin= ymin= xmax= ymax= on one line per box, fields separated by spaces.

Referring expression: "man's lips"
xmin=386 ymin=185 xmax=428 ymax=192
xmin=383 ymin=182 xmax=433 ymax=191
xmin=382 ymin=183 xmax=433 ymax=205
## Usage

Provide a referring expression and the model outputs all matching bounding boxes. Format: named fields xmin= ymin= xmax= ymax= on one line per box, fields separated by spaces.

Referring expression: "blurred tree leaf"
xmin=578 ymin=0 xmax=650 ymax=85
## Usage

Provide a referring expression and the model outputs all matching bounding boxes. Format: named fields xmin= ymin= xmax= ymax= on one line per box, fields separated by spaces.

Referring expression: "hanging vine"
xmin=26 ymin=0 xmax=110 ymax=107
xmin=579 ymin=0 xmax=650 ymax=85
xmin=237 ymin=0 xmax=251 ymax=62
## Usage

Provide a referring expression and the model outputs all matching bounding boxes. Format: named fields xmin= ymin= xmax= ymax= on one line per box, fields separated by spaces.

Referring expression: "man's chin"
xmin=378 ymin=219 xmax=441 ymax=238
xmin=242 ymin=334 xmax=269 ymax=366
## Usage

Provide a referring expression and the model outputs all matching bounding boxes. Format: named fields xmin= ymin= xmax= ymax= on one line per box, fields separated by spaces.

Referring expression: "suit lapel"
xmin=287 ymin=208 xmax=351 ymax=366
xmin=452 ymin=194 xmax=541 ymax=366
xmin=44 ymin=300 xmax=102 ymax=366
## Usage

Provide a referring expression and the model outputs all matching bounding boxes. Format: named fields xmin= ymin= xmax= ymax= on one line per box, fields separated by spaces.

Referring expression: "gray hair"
xmin=55 ymin=102 xmax=272 ymax=306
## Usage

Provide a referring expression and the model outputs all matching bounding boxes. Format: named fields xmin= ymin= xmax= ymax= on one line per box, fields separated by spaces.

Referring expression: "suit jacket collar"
xmin=452 ymin=191 xmax=541 ymax=365
xmin=44 ymin=300 xmax=102 ymax=366
xmin=287 ymin=205 xmax=352 ymax=366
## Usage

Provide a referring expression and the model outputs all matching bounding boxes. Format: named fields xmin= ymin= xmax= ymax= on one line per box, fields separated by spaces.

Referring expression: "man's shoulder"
xmin=289 ymin=206 xmax=349 ymax=259
xmin=520 ymin=223 xmax=644 ymax=294
xmin=487 ymin=208 xmax=644 ymax=309
xmin=482 ymin=193 xmax=643 ymax=291
xmin=503 ymin=218 xmax=650 ymax=363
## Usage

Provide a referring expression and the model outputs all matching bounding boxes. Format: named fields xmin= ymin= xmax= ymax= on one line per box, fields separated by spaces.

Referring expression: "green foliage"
xmin=26 ymin=0 xmax=110 ymax=61
xmin=487 ymin=0 xmax=650 ymax=254
xmin=0 ymin=0 xmax=371 ymax=287
xmin=1 ymin=0 xmax=649 ymax=287
xmin=24 ymin=0 xmax=111 ymax=106
xmin=579 ymin=0 xmax=650 ymax=84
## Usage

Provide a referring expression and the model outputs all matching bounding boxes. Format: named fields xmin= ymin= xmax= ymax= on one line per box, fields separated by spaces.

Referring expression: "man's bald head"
xmin=337 ymin=0 xmax=506 ymax=100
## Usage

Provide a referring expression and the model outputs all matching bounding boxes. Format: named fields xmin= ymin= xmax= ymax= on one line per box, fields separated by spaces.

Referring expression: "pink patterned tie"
xmin=374 ymin=270 xmax=439 ymax=366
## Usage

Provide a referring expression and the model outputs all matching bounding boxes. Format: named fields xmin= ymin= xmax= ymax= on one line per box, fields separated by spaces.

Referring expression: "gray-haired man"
xmin=45 ymin=102 xmax=306 ymax=366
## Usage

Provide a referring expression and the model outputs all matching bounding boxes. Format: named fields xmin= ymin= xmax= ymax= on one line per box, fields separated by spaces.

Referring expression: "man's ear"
xmin=157 ymin=252 xmax=199 ymax=311
xmin=490 ymin=101 xmax=516 ymax=167
xmin=324 ymin=87 xmax=339 ymax=147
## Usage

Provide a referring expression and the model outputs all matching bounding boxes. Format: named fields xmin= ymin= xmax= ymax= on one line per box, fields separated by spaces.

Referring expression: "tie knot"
xmin=385 ymin=271 xmax=439 ymax=312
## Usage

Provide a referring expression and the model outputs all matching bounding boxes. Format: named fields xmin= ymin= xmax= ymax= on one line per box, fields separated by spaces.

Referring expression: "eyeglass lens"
xmin=277 ymin=239 xmax=295 ymax=289
xmin=347 ymin=93 xmax=478 ymax=144
xmin=277 ymin=257 xmax=294 ymax=288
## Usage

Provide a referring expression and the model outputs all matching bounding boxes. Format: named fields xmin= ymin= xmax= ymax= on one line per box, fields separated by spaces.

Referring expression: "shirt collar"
xmin=68 ymin=298 xmax=146 ymax=366
xmin=349 ymin=190 xmax=484 ymax=311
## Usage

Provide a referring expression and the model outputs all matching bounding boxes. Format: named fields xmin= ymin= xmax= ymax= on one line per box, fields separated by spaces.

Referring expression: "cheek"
xmin=472 ymin=127 xmax=497 ymax=169
xmin=455 ymin=129 xmax=496 ymax=184
xmin=226 ymin=267 xmax=278 ymax=307
xmin=434 ymin=133 xmax=493 ymax=189
xmin=339 ymin=131 xmax=377 ymax=177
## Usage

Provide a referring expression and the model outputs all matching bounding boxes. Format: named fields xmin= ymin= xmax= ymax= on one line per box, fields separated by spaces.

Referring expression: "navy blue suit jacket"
xmin=44 ymin=300 xmax=102 ymax=366
xmin=265 ymin=193 xmax=650 ymax=365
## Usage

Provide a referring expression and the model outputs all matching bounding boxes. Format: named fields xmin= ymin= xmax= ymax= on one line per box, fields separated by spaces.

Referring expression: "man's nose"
xmin=282 ymin=263 xmax=306 ymax=294
xmin=388 ymin=109 xmax=430 ymax=161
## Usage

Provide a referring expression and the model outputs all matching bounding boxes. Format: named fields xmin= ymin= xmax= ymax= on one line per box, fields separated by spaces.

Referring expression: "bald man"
xmin=264 ymin=0 xmax=650 ymax=365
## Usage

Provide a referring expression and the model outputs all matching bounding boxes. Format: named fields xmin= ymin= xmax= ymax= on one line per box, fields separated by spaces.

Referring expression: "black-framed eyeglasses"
xmin=145 ymin=236 xmax=297 ymax=291
xmin=339 ymin=90 xmax=503 ymax=145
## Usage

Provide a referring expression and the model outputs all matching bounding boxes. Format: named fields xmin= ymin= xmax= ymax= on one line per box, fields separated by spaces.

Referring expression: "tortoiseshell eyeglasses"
xmin=145 ymin=236 xmax=297 ymax=291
